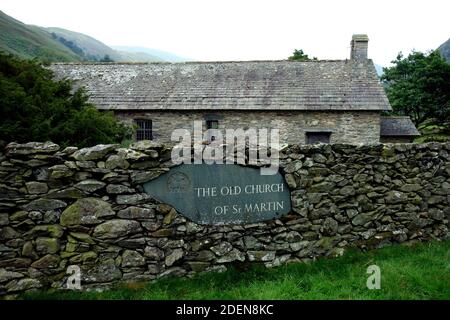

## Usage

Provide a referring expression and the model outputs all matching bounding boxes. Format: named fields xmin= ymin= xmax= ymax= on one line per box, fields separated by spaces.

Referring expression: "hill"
xmin=374 ymin=63 xmax=384 ymax=76
xmin=42 ymin=28 xmax=165 ymax=62
xmin=112 ymin=46 xmax=190 ymax=62
xmin=115 ymin=50 xmax=164 ymax=62
xmin=0 ymin=10 xmax=171 ymax=62
xmin=43 ymin=27 xmax=122 ymax=61
xmin=0 ymin=10 xmax=81 ymax=61
xmin=438 ymin=37 xmax=450 ymax=61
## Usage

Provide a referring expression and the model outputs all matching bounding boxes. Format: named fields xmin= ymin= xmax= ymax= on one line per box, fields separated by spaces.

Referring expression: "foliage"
xmin=381 ymin=50 xmax=450 ymax=128
xmin=288 ymin=49 xmax=317 ymax=61
xmin=24 ymin=239 xmax=450 ymax=300
xmin=0 ymin=53 xmax=128 ymax=147
xmin=51 ymin=33 xmax=85 ymax=57
xmin=100 ymin=54 xmax=114 ymax=62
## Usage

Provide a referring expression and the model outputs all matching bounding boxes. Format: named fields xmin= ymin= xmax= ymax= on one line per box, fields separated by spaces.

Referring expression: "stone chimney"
xmin=350 ymin=34 xmax=369 ymax=60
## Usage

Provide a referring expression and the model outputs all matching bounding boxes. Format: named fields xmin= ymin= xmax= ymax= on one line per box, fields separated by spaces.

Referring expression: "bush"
xmin=0 ymin=53 xmax=128 ymax=147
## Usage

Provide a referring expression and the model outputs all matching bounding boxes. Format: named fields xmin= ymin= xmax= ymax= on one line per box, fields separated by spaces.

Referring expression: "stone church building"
xmin=50 ymin=34 xmax=419 ymax=145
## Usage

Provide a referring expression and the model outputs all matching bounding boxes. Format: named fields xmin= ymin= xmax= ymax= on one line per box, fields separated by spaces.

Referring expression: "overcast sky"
xmin=2 ymin=0 xmax=449 ymax=66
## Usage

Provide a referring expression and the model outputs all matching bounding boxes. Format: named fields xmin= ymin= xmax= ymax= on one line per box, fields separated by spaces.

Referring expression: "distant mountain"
xmin=0 ymin=10 xmax=81 ymax=61
xmin=374 ymin=63 xmax=384 ymax=76
xmin=438 ymin=38 xmax=450 ymax=61
xmin=44 ymin=28 xmax=166 ymax=62
xmin=112 ymin=46 xmax=190 ymax=62
xmin=114 ymin=49 xmax=164 ymax=62
xmin=0 ymin=10 xmax=171 ymax=62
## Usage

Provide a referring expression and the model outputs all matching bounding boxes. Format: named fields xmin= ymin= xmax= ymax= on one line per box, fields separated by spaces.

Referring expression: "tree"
xmin=100 ymin=54 xmax=113 ymax=62
xmin=381 ymin=50 xmax=450 ymax=127
xmin=288 ymin=49 xmax=317 ymax=61
xmin=0 ymin=53 xmax=128 ymax=147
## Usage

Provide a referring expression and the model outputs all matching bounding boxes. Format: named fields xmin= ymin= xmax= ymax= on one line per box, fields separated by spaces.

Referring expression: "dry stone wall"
xmin=0 ymin=141 xmax=449 ymax=296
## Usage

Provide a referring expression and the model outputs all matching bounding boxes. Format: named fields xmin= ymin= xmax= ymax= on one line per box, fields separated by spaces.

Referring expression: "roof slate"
xmin=380 ymin=116 xmax=421 ymax=136
xmin=49 ymin=60 xmax=392 ymax=111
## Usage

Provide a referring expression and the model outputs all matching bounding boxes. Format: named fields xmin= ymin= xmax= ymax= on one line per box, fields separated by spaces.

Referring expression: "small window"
xmin=306 ymin=132 xmax=331 ymax=144
xmin=206 ymin=120 xmax=219 ymax=141
xmin=135 ymin=119 xmax=152 ymax=141
xmin=206 ymin=120 xmax=219 ymax=130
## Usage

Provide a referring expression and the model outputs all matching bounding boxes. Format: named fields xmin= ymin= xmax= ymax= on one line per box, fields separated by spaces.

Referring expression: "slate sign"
xmin=142 ymin=164 xmax=291 ymax=225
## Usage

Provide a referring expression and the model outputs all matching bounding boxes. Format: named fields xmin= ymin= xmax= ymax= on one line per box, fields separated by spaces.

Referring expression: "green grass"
xmin=0 ymin=10 xmax=82 ymax=62
xmin=415 ymin=121 xmax=450 ymax=143
xmin=23 ymin=239 xmax=450 ymax=300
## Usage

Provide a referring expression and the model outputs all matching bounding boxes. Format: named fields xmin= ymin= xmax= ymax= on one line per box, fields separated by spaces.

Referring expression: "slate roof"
xmin=380 ymin=116 xmax=421 ymax=136
xmin=49 ymin=60 xmax=392 ymax=111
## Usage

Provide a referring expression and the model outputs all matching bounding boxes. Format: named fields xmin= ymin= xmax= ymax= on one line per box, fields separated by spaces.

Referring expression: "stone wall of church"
xmin=0 ymin=141 xmax=449 ymax=297
xmin=114 ymin=110 xmax=380 ymax=145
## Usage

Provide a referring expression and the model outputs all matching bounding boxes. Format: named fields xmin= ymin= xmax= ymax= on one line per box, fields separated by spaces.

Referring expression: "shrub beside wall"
xmin=0 ymin=141 xmax=449 ymax=296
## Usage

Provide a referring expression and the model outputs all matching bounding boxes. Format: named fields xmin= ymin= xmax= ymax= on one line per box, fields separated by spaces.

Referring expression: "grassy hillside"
xmin=115 ymin=49 xmax=164 ymax=62
xmin=40 ymin=27 xmax=164 ymax=62
xmin=0 ymin=10 xmax=81 ymax=61
xmin=0 ymin=10 xmax=168 ymax=62
xmin=438 ymin=38 xmax=450 ymax=61
xmin=112 ymin=45 xmax=190 ymax=62
xmin=43 ymin=27 xmax=122 ymax=61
